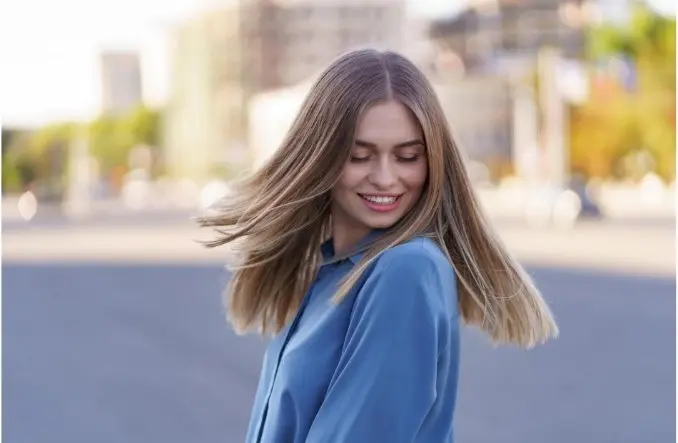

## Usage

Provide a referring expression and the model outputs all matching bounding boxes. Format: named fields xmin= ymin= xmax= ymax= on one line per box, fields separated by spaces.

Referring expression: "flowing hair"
xmin=198 ymin=48 xmax=559 ymax=348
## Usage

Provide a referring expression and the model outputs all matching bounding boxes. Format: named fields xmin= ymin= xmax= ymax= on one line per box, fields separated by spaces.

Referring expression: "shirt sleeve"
xmin=305 ymin=246 xmax=452 ymax=443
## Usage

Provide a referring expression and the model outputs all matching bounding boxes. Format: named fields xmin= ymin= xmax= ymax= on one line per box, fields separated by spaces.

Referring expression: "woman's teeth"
xmin=361 ymin=195 xmax=398 ymax=205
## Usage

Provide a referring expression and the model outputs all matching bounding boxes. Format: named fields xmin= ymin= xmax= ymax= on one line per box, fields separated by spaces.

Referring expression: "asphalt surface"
xmin=3 ymin=262 xmax=675 ymax=443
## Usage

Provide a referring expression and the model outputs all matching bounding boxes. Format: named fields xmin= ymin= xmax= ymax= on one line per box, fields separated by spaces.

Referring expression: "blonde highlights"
xmin=199 ymin=48 xmax=558 ymax=348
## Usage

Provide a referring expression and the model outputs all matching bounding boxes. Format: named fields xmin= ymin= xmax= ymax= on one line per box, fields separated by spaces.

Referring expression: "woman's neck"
xmin=331 ymin=220 xmax=372 ymax=256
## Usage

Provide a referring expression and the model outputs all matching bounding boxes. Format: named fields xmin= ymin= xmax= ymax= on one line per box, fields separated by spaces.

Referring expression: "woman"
xmin=199 ymin=48 xmax=559 ymax=443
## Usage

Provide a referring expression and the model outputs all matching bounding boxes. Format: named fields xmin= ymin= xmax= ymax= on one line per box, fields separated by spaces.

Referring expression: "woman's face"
xmin=331 ymin=100 xmax=428 ymax=250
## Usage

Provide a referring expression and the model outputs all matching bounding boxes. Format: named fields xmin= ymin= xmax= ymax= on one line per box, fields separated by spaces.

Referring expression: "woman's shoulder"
xmin=376 ymin=236 xmax=452 ymax=275
xmin=367 ymin=236 xmax=456 ymax=304
xmin=357 ymin=235 xmax=457 ymax=321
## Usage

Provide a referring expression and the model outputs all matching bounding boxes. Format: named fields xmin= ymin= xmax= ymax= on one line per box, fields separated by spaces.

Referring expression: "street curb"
xmin=3 ymin=224 xmax=674 ymax=278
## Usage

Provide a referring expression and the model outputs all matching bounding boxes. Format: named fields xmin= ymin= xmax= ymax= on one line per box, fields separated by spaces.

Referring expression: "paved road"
xmin=3 ymin=262 xmax=675 ymax=443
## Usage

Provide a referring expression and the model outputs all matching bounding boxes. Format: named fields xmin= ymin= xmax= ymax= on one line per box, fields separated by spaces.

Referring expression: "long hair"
xmin=198 ymin=48 xmax=559 ymax=348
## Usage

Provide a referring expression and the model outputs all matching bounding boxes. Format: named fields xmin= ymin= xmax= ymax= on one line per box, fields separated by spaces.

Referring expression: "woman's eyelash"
xmin=350 ymin=155 xmax=421 ymax=163
xmin=350 ymin=156 xmax=370 ymax=162
xmin=398 ymin=156 xmax=420 ymax=162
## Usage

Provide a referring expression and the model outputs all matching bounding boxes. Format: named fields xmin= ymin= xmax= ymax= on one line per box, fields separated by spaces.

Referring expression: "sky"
xmin=0 ymin=0 xmax=196 ymax=127
xmin=0 ymin=0 xmax=675 ymax=128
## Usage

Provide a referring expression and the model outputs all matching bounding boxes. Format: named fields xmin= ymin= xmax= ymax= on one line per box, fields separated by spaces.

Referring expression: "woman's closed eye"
xmin=397 ymin=155 xmax=421 ymax=162
xmin=350 ymin=154 xmax=423 ymax=163
xmin=350 ymin=155 xmax=370 ymax=163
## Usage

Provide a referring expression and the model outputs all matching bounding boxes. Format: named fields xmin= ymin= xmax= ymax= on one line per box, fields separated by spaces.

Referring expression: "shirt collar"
xmin=321 ymin=229 xmax=386 ymax=265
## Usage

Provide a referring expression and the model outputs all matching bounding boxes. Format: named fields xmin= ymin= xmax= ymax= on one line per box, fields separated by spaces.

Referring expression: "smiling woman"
xmin=198 ymin=48 xmax=559 ymax=443
xmin=331 ymin=101 xmax=429 ymax=253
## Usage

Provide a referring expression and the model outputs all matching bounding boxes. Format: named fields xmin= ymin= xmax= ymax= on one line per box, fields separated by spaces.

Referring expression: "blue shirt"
xmin=245 ymin=233 xmax=460 ymax=443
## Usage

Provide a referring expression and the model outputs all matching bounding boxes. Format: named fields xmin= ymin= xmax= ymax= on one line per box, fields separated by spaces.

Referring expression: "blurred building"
xmin=99 ymin=51 xmax=144 ymax=115
xmin=420 ymin=0 xmax=596 ymax=174
xmin=248 ymin=0 xmax=406 ymax=89
xmin=162 ymin=8 xmax=249 ymax=182
xmin=248 ymin=80 xmax=310 ymax=169
xmin=164 ymin=0 xmax=406 ymax=181
xmin=428 ymin=0 xmax=588 ymax=75
xmin=434 ymin=76 xmax=513 ymax=168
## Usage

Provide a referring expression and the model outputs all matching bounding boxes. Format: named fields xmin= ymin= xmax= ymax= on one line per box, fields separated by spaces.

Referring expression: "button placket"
xmin=253 ymin=266 xmax=331 ymax=442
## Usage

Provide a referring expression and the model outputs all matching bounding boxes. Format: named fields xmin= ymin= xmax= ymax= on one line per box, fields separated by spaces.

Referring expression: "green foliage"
xmin=2 ymin=105 xmax=163 ymax=195
xmin=2 ymin=148 xmax=30 ymax=192
xmin=2 ymin=129 xmax=28 ymax=191
xmin=89 ymin=105 xmax=162 ymax=174
xmin=1 ymin=124 xmax=76 ymax=194
xmin=572 ymin=4 xmax=676 ymax=181
xmin=587 ymin=3 xmax=676 ymax=63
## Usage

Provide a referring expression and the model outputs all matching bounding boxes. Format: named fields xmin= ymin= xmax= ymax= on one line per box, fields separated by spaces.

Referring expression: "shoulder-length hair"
xmin=198 ymin=48 xmax=558 ymax=348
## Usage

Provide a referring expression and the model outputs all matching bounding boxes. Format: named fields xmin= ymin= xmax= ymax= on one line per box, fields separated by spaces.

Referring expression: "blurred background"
xmin=2 ymin=0 xmax=675 ymax=442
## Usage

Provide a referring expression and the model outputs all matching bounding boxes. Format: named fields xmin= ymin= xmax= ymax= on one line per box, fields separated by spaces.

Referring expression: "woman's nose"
xmin=368 ymin=159 xmax=397 ymax=190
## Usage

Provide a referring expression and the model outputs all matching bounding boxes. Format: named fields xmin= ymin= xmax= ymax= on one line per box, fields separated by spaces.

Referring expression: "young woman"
xmin=199 ymin=48 xmax=559 ymax=443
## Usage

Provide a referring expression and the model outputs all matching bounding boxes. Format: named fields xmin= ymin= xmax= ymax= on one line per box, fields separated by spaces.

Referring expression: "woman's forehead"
xmin=354 ymin=101 xmax=422 ymax=142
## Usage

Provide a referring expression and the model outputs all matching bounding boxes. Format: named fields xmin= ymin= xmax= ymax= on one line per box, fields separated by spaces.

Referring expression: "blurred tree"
xmin=2 ymin=128 xmax=29 ymax=192
xmin=2 ymin=143 xmax=31 ymax=194
xmin=2 ymin=123 xmax=76 ymax=197
xmin=88 ymin=114 xmax=133 ymax=175
xmin=2 ymin=105 xmax=163 ymax=195
xmin=124 ymin=105 xmax=162 ymax=147
xmin=2 ymin=128 xmax=19 ymax=154
xmin=88 ymin=105 xmax=162 ymax=177
xmin=30 ymin=123 xmax=76 ymax=177
xmin=569 ymin=92 xmax=639 ymax=179
xmin=574 ymin=4 xmax=676 ymax=181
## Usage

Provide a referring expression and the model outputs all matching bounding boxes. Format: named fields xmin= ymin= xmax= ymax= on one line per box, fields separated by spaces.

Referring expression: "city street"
xmin=2 ymin=0 xmax=675 ymax=441
xmin=3 ymin=222 xmax=676 ymax=443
